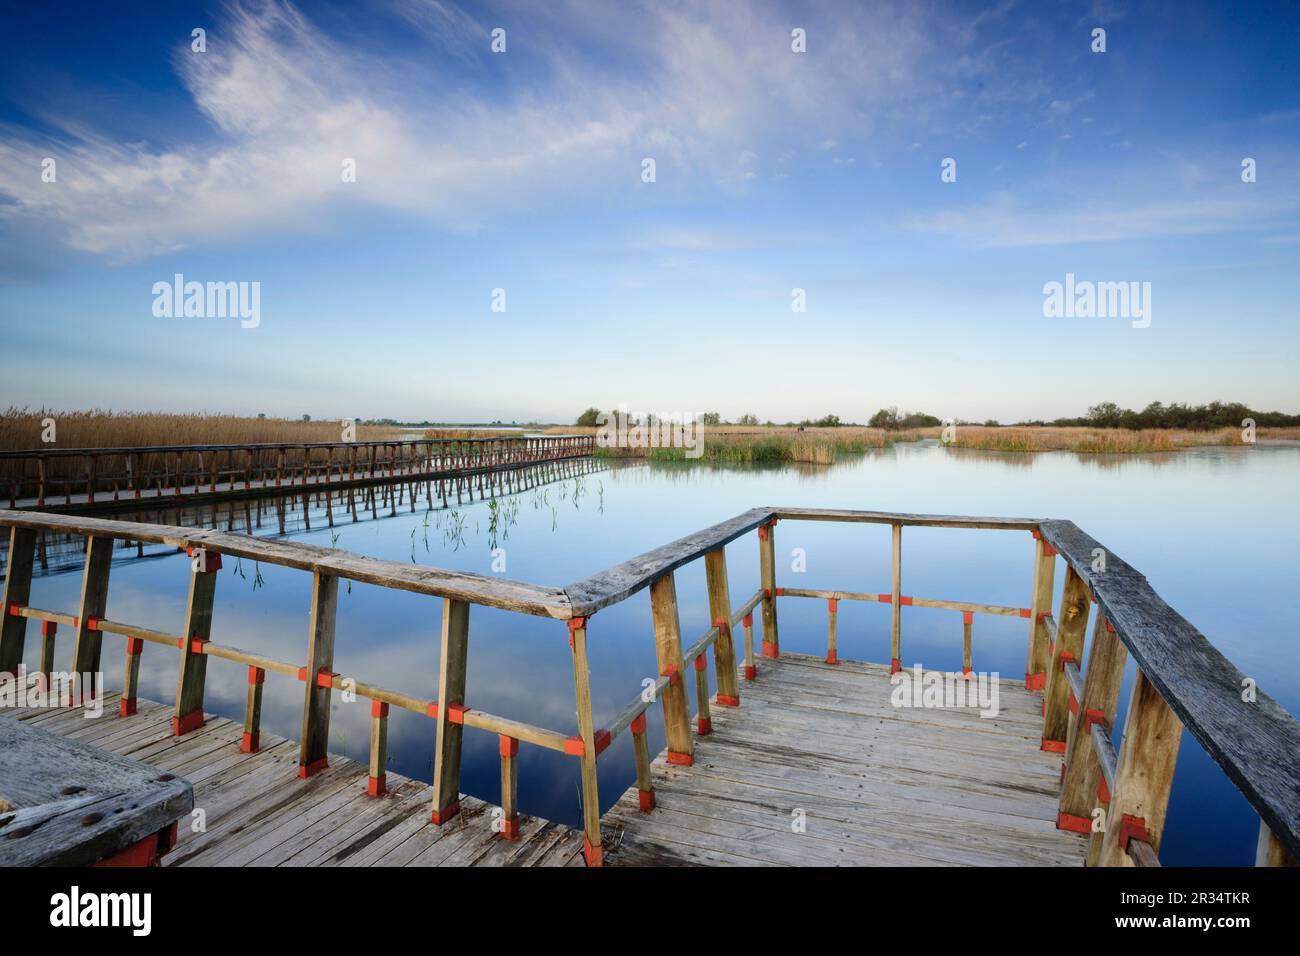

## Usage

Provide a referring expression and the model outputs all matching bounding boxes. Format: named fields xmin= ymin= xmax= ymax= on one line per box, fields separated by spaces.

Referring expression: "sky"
xmin=0 ymin=0 xmax=1297 ymax=424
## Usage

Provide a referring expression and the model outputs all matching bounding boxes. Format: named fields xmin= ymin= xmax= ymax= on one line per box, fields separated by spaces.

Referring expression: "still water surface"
xmin=16 ymin=441 xmax=1298 ymax=865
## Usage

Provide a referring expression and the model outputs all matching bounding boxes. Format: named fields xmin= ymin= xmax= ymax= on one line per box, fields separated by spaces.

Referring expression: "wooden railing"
xmin=0 ymin=435 xmax=594 ymax=507
xmin=0 ymin=505 xmax=1296 ymax=868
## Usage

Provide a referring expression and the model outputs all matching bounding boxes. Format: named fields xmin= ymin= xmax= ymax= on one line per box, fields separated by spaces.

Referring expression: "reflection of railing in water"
xmin=13 ymin=456 xmax=607 ymax=577
xmin=0 ymin=434 xmax=593 ymax=510
xmin=1 ymin=505 xmax=1296 ymax=868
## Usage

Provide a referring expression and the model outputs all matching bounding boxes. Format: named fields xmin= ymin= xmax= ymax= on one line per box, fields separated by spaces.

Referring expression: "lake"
xmin=13 ymin=440 xmax=1298 ymax=865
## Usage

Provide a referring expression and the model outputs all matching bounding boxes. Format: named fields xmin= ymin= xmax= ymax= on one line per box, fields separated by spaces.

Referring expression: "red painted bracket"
xmin=1041 ymin=737 xmax=1066 ymax=753
xmin=248 ymin=666 xmax=265 ymax=685
xmin=663 ymin=664 xmax=681 ymax=686
xmin=426 ymin=702 xmax=439 ymax=718
xmin=500 ymin=735 xmax=519 ymax=757
xmin=666 ymin=750 xmax=693 ymax=766
xmin=119 ymin=698 xmax=137 ymax=717
xmin=827 ymin=598 xmax=838 ymax=612
xmin=761 ymin=641 xmax=778 ymax=659
xmin=1117 ymin=814 xmax=1152 ymax=852
xmin=125 ymin=636 xmax=144 ymax=655
xmin=630 ymin=712 xmax=647 ymax=735
xmin=693 ymin=654 xmax=706 ymax=672
xmin=7 ymin=603 xmax=23 ymax=617
xmin=742 ymin=614 xmax=753 ymax=629
xmin=1018 ymin=607 xmax=1032 ymax=619
xmin=1058 ymin=650 xmax=1076 ymax=671
xmin=447 ymin=702 xmax=470 ymax=724
xmin=567 ymin=615 xmax=587 ymax=650
xmin=189 ymin=637 xmax=209 ymax=655
xmin=638 ymin=789 xmax=656 ymax=813
xmin=583 ymin=835 xmax=603 ymax=867
xmin=697 ymin=716 xmax=712 ymax=736
xmin=85 ymin=616 xmax=102 ymax=631
xmin=241 ymin=731 xmax=260 ymax=753
xmin=367 ymin=773 xmax=386 ymax=798
xmin=1057 ymin=812 xmax=1092 ymax=834
xmin=890 ymin=658 xmax=901 ymax=674
xmin=1097 ymin=776 xmax=1111 ymax=803
xmin=372 ymin=699 xmax=389 ymax=719
xmin=962 ymin=610 xmax=974 ymax=625
xmin=743 ymin=665 xmax=756 ymax=681
xmin=774 ymin=587 xmax=786 ymax=597
xmin=716 ymin=694 xmax=740 ymax=706
xmin=41 ymin=620 xmax=57 ymax=638
xmin=1024 ymin=671 xmax=1046 ymax=691
xmin=1083 ymin=708 xmax=1106 ymax=733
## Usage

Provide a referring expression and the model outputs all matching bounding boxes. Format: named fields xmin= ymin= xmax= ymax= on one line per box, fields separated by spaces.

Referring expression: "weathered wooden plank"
xmin=650 ymin=573 xmax=693 ymax=765
xmin=431 ymin=598 xmax=469 ymax=824
xmin=0 ymin=526 xmax=36 ymax=675
xmin=297 ymin=573 xmax=338 ymax=776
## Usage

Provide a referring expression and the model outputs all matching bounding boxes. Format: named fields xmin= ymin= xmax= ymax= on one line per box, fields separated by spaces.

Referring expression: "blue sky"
xmin=1 ymin=0 xmax=1297 ymax=423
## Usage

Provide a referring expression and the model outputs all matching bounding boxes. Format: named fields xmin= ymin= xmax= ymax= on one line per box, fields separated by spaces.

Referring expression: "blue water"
xmin=12 ymin=442 xmax=1298 ymax=865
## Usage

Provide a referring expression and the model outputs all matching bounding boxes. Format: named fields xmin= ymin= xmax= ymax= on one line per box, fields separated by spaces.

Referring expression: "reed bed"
xmin=946 ymin=426 xmax=1256 ymax=454
xmin=0 ymin=408 xmax=405 ymax=489
xmin=559 ymin=425 xmax=937 ymax=465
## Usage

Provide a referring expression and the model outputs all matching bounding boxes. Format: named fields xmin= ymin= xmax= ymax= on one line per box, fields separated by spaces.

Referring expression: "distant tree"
xmin=738 ymin=413 xmax=759 ymax=426
xmin=983 ymin=419 xmax=1000 ymax=427
xmin=702 ymin=412 xmax=722 ymax=426
xmin=869 ymin=407 xmax=901 ymax=430
xmin=301 ymin=414 xmax=311 ymax=422
xmin=576 ymin=407 xmax=602 ymax=427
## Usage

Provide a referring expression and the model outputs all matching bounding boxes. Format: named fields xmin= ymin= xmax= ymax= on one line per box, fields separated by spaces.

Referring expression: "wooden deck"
xmin=603 ymin=654 xmax=1090 ymax=866
xmin=1 ymin=695 xmax=585 ymax=867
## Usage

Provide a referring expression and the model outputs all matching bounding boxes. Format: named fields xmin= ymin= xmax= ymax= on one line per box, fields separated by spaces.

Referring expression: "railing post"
xmin=650 ymin=572 xmax=693 ymax=766
xmin=172 ymin=548 xmax=219 ymax=734
xmin=890 ymin=523 xmax=902 ymax=673
xmin=498 ymin=735 xmax=519 ymax=839
xmin=758 ymin=518 xmax=779 ymax=659
xmin=120 ymin=636 xmax=143 ymax=716
xmin=368 ymin=700 xmax=389 ymax=795
xmin=693 ymin=652 xmax=712 ymax=735
xmin=1058 ymin=611 xmax=1127 ymax=841
xmin=431 ymin=597 xmax=470 ymax=824
xmin=1026 ymin=532 xmax=1057 ymax=690
xmin=741 ymin=613 xmax=755 ymax=680
xmin=298 ymin=572 xmax=338 ymax=776
xmin=1042 ymin=565 xmax=1090 ymax=753
xmin=1098 ymin=669 xmax=1183 ymax=866
xmin=39 ymin=621 xmax=57 ymax=690
xmin=243 ymin=666 xmax=265 ymax=753
xmin=827 ymin=597 xmax=839 ymax=665
xmin=631 ymin=712 xmax=655 ymax=812
xmin=961 ymin=610 xmax=973 ymax=677
xmin=0 ymin=526 xmax=37 ymax=677
xmin=568 ymin=616 xmax=603 ymax=865
xmin=70 ymin=536 xmax=113 ymax=707
xmin=704 ymin=546 xmax=739 ymax=705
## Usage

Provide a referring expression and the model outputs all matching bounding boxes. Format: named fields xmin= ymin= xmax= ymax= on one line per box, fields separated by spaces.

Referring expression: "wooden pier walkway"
xmin=2 ymin=694 xmax=585 ymax=867
xmin=604 ymin=654 xmax=1087 ymax=866
xmin=1 ymin=435 xmax=593 ymax=512
xmin=2 ymin=504 xmax=1297 ymax=868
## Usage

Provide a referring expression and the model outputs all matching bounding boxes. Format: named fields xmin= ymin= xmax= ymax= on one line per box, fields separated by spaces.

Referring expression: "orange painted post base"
xmin=1057 ymin=811 xmax=1093 ymax=834
xmin=172 ymin=709 xmax=204 ymax=736
xmin=298 ymin=756 xmax=328 ymax=778
xmin=583 ymin=835 xmax=603 ymax=867
xmin=367 ymin=773 xmax=386 ymax=797
xmin=638 ymin=789 xmax=656 ymax=812
xmin=666 ymin=750 xmax=694 ymax=767
xmin=431 ymin=800 xmax=460 ymax=825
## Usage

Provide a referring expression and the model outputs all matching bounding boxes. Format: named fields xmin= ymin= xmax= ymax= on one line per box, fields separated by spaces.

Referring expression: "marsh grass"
xmin=947 ymin=426 xmax=1256 ymax=454
xmin=583 ymin=426 xmax=936 ymax=464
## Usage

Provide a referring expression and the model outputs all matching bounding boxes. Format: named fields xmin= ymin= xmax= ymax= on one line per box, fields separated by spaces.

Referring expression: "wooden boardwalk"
xmin=604 ymin=654 xmax=1089 ymax=866
xmin=1 ymin=695 xmax=585 ymax=867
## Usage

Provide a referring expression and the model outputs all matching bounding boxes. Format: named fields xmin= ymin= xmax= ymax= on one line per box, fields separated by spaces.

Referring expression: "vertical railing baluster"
xmin=741 ymin=612 xmax=755 ymax=680
xmin=1059 ymin=611 xmax=1127 ymax=847
xmin=961 ymin=610 xmax=973 ymax=677
xmin=431 ymin=597 xmax=470 ymax=823
xmin=826 ymin=597 xmax=839 ymax=665
xmin=650 ymin=572 xmax=693 ymax=766
xmin=0 ymin=526 xmax=37 ymax=678
xmin=704 ymin=546 xmax=739 ymax=704
xmin=758 ymin=518 xmax=779 ymax=660
xmin=693 ymin=652 xmax=711 ymax=735
xmin=568 ymin=616 xmax=603 ymax=865
xmin=1026 ymin=531 xmax=1057 ymax=690
xmin=1042 ymin=565 xmax=1090 ymax=754
xmin=120 ymin=636 xmax=143 ymax=716
xmin=498 ymin=735 xmax=519 ymax=840
xmin=366 ymin=700 xmax=388 ymax=795
xmin=242 ymin=666 xmax=265 ymax=753
xmin=890 ymin=523 xmax=902 ymax=673
xmin=631 ymin=712 xmax=655 ymax=812
xmin=172 ymin=548 xmax=219 ymax=734
xmin=70 ymin=536 xmax=113 ymax=707
xmin=1098 ymin=669 xmax=1183 ymax=866
xmin=39 ymin=621 xmax=57 ymax=692
xmin=297 ymin=572 xmax=338 ymax=776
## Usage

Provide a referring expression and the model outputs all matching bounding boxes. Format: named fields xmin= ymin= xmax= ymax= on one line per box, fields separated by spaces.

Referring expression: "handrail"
xmin=1 ymin=503 xmax=1296 ymax=866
